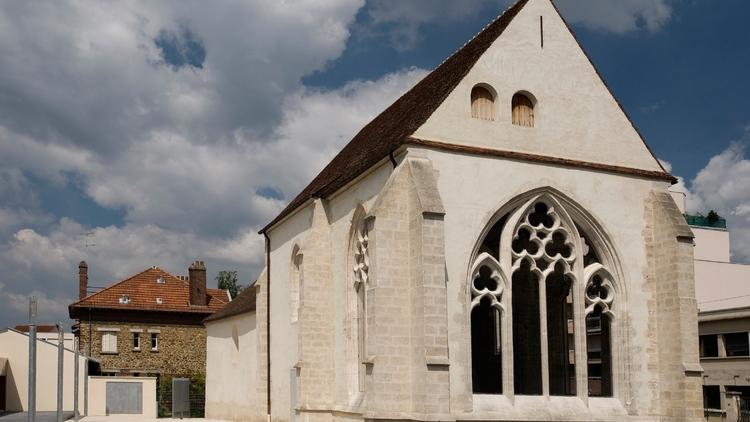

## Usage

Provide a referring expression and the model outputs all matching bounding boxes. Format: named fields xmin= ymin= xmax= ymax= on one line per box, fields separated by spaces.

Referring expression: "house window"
xmin=724 ymin=332 xmax=749 ymax=357
xmin=512 ymin=92 xmax=535 ymax=127
xmin=703 ymin=385 xmax=721 ymax=410
xmin=700 ymin=334 xmax=719 ymax=358
xmin=469 ymin=193 xmax=618 ymax=399
xmin=150 ymin=333 xmax=159 ymax=351
xmin=471 ymin=85 xmax=496 ymax=121
xmin=290 ymin=247 xmax=303 ymax=323
xmin=132 ymin=332 xmax=141 ymax=351
xmin=101 ymin=332 xmax=118 ymax=353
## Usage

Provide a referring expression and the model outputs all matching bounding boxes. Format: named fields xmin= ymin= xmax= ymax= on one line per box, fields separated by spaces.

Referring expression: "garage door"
xmin=106 ymin=382 xmax=142 ymax=414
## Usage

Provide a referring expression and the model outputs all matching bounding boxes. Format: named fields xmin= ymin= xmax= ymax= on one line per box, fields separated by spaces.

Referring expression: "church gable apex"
xmin=412 ymin=0 xmax=666 ymax=173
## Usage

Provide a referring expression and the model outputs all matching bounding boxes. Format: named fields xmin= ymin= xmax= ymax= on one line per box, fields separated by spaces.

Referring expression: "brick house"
xmin=69 ymin=260 xmax=229 ymax=377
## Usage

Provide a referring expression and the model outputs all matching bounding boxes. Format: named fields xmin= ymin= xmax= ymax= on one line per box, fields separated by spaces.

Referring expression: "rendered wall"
xmin=87 ymin=376 xmax=156 ymax=418
xmin=412 ymin=0 xmax=662 ymax=172
xmin=0 ymin=329 xmax=86 ymax=413
xmin=205 ymin=312 xmax=260 ymax=421
xmin=692 ymin=227 xmax=731 ymax=263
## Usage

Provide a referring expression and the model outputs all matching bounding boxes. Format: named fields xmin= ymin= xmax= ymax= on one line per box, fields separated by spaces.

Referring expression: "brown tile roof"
xmin=69 ymin=267 xmax=228 ymax=316
xmin=203 ymin=283 xmax=257 ymax=323
xmin=14 ymin=325 xmax=58 ymax=333
xmin=260 ymin=0 xmax=672 ymax=233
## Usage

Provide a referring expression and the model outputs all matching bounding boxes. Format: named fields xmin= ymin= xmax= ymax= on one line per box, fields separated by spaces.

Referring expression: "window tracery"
xmin=349 ymin=214 xmax=370 ymax=396
xmin=469 ymin=194 xmax=619 ymax=400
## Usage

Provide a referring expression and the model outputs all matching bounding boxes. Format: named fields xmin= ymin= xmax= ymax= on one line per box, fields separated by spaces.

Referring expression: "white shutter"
xmin=102 ymin=332 xmax=118 ymax=353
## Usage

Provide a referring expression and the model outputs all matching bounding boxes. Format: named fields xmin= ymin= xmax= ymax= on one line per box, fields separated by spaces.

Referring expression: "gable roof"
xmin=69 ymin=267 xmax=228 ymax=317
xmin=261 ymin=0 xmax=671 ymax=233
xmin=203 ymin=283 xmax=258 ymax=324
xmin=261 ymin=0 xmax=530 ymax=233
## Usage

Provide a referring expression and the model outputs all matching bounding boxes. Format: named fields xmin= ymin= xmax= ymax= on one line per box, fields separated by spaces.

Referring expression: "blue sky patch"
xmin=155 ymin=25 xmax=206 ymax=70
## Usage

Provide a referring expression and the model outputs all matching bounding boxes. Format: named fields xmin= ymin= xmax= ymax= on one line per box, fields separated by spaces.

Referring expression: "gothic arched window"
xmin=290 ymin=246 xmax=303 ymax=323
xmin=469 ymin=193 xmax=618 ymax=399
xmin=349 ymin=209 xmax=371 ymax=396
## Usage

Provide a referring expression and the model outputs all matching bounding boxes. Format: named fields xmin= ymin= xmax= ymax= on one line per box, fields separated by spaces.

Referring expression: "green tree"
xmin=216 ymin=270 xmax=244 ymax=298
xmin=707 ymin=210 xmax=721 ymax=225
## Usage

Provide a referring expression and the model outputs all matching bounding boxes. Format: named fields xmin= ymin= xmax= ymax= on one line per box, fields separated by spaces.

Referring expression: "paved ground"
xmin=71 ymin=418 xmax=213 ymax=422
xmin=0 ymin=411 xmax=74 ymax=421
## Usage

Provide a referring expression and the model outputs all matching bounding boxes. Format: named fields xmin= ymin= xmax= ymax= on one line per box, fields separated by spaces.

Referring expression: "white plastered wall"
xmin=693 ymin=227 xmax=731 ymax=263
xmin=416 ymin=146 xmax=665 ymax=419
xmin=0 ymin=329 xmax=86 ymax=413
xmin=87 ymin=376 xmax=156 ymax=418
xmin=266 ymin=162 xmax=394 ymax=420
xmin=412 ymin=0 xmax=662 ymax=172
xmin=205 ymin=312 xmax=259 ymax=421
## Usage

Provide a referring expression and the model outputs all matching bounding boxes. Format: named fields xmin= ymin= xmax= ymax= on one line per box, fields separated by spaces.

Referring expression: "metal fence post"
xmin=56 ymin=322 xmax=64 ymax=422
xmin=27 ymin=296 xmax=37 ymax=422
xmin=74 ymin=336 xmax=79 ymax=422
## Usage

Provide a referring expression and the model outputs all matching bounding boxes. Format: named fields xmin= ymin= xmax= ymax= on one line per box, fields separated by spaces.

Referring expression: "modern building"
xmin=203 ymin=0 xmax=706 ymax=421
xmin=0 ymin=327 xmax=87 ymax=413
xmin=671 ymin=190 xmax=750 ymax=419
xmin=69 ymin=260 xmax=229 ymax=378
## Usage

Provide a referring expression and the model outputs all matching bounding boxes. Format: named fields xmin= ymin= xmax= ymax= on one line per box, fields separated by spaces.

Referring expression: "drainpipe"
xmin=264 ymin=232 xmax=271 ymax=422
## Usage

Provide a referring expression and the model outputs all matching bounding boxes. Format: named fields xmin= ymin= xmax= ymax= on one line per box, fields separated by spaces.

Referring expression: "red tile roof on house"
xmin=259 ymin=0 xmax=672 ymax=234
xmin=69 ymin=267 xmax=228 ymax=316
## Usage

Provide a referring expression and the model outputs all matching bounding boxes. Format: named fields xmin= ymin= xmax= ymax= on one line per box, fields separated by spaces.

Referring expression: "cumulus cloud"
xmin=0 ymin=0 xmax=435 ymax=328
xmin=365 ymin=0 xmax=673 ymax=51
xmin=555 ymin=0 xmax=673 ymax=34
xmin=366 ymin=0 xmax=503 ymax=50
xmin=676 ymin=137 xmax=750 ymax=263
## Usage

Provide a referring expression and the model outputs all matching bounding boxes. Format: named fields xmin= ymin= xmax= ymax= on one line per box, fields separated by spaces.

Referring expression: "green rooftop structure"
xmin=684 ymin=213 xmax=727 ymax=230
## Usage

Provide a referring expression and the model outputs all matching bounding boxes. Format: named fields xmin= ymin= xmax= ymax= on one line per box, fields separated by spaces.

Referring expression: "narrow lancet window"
xmin=546 ymin=262 xmax=576 ymax=396
xmin=290 ymin=247 xmax=303 ymax=323
xmin=471 ymin=299 xmax=503 ymax=393
xmin=352 ymin=218 xmax=370 ymax=392
xmin=512 ymin=258 xmax=542 ymax=395
xmin=586 ymin=275 xmax=614 ymax=397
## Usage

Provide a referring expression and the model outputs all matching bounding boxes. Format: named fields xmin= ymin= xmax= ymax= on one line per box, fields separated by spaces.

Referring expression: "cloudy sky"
xmin=0 ymin=0 xmax=747 ymax=328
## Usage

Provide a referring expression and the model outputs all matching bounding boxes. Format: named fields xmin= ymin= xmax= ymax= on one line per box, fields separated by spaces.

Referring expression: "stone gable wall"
xmin=78 ymin=320 xmax=207 ymax=376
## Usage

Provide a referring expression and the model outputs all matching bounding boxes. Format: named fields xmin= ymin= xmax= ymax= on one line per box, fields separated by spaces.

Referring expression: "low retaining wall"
xmin=88 ymin=376 xmax=157 ymax=418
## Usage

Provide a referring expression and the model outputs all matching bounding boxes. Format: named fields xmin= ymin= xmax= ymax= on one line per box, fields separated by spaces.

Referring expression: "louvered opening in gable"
xmin=471 ymin=85 xmax=496 ymax=121
xmin=512 ymin=92 xmax=535 ymax=127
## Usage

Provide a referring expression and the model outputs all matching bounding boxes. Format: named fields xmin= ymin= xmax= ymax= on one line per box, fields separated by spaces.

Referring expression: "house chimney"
xmin=188 ymin=260 xmax=207 ymax=306
xmin=79 ymin=261 xmax=88 ymax=300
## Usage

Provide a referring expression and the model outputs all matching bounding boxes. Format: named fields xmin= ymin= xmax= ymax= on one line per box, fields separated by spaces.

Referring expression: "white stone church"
xmin=204 ymin=0 xmax=704 ymax=420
